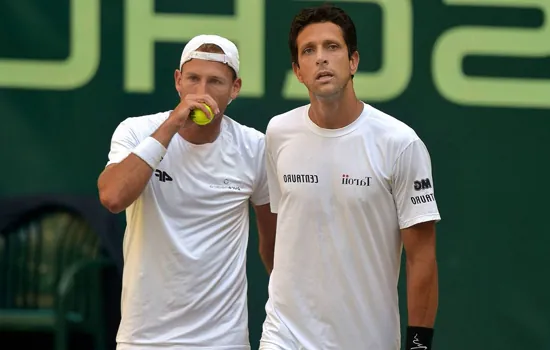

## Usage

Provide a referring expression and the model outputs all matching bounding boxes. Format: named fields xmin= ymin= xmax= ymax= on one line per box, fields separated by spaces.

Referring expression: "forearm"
xmin=99 ymin=118 xmax=181 ymax=213
xmin=258 ymin=224 xmax=275 ymax=273
xmin=151 ymin=116 xmax=182 ymax=148
xmin=259 ymin=243 xmax=274 ymax=274
xmin=254 ymin=208 xmax=277 ymax=274
xmin=407 ymin=258 xmax=438 ymax=327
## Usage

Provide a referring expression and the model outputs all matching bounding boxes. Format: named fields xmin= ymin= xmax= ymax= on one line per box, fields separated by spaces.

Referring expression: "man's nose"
xmin=316 ymin=50 xmax=328 ymax=65
xmin=195 ymin=80 xmax=208 ymax=95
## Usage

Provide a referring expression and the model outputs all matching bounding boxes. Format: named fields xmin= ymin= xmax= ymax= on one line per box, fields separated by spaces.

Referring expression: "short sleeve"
xmin=250 ymin=135 xmax=270 ymax=206
xmin=106 ymin=120 xmax=139 ymax=167
xmin=391 ymin=139 xmax=441 ymax=229
xmin=264 ymin=134 xmax=281 ymax=214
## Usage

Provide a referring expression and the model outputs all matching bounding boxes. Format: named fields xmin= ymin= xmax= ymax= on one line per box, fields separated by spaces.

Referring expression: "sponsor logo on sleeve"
xmin=410 ymin=193 xmax=436 ymax=205
xmin=414 ymin=178 xmax=432 ymax=191
xmin=411 ymin=178 xmax=436 ymax=204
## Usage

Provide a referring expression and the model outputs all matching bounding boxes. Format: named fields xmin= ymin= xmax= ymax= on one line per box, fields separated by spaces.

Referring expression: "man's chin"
xmin=311 ymin=86 xmax=342 ymax=100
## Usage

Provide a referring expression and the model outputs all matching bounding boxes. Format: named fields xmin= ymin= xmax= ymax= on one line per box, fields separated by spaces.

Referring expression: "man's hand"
xmin=168 ymin=94 xmax=221 ymax=128
xmin=151 ymin=94 xmax=221 ymax=148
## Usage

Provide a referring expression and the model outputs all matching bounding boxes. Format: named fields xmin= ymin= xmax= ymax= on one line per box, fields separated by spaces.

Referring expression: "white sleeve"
xmin=391 ymin=139 xmax=441 ymax=229
xmin=250 ymin=135 xmax=270 ymax=206
xmin=106 ymin=120 xmax=139 ymax=167
xmin=265 ymin=134 xmax=281 ymax=214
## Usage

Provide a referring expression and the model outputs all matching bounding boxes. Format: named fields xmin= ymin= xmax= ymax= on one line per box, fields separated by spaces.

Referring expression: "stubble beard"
xmin=311 ymin=77 xmax=350 ymax=101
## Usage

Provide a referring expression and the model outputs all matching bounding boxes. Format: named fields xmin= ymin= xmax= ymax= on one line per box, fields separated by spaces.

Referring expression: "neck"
xmin=178 ymin=116 xmax=223 ymax=145
xmin=308 ymin=83 xmax=363 ymax=129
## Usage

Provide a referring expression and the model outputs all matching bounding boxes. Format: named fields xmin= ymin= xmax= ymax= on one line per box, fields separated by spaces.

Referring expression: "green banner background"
xmin=1 ymin=1 xmax=549 ymax=348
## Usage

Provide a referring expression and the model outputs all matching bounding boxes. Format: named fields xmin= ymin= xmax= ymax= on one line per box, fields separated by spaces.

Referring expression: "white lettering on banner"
xmin=0 ymin=0 xmax=100 ymax=90
xmin=124 ymin=0 xmax=265 ymax=97
xmin=282 ymin=0 xmax=413 ymax=102
xmin=0 ymin=0 xmax=548 ymax=109
xmin=432 ymin=0 xmax=550 ymax=109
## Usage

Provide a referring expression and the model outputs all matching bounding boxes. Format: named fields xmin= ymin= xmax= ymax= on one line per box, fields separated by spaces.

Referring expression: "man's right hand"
xmin=169 ymin=94 xmax=220 ymax=127
xmin=151 ymin=94 xmax=220 ymax=149
xmin=98 ymin=94 xmax=221 ymax=214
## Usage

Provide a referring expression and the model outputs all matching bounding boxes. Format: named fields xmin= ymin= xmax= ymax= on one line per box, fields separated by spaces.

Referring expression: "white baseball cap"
xmin=179 ymin=34 xmax=240 ymax=76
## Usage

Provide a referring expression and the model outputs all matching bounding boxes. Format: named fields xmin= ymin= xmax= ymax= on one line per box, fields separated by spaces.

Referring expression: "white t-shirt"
xmin=106 ymin=111 xmax=269 ymax=350
xmin=260 ymin=103 xmax=441 ymax=350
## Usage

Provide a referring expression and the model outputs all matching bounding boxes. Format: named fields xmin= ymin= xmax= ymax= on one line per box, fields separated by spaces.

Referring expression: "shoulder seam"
xmin=391 ymin=137 xmax=421 ymax=175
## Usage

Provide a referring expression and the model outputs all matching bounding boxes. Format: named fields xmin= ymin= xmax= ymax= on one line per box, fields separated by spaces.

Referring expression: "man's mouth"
xmin=316 ymin=71 xmax=334 ymax=81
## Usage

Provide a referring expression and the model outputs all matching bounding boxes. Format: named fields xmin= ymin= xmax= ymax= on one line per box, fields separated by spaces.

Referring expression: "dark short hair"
xmin=288 ymin=4 xmax=358 ymax=65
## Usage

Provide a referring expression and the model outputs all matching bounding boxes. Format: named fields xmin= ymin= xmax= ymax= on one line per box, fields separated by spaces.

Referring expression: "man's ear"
xmin=174 ymin=69 xmax=182 ymax=95
xmin=292 ymin=62 xmax=304 ymax=83
xmin=349 ymin=51 xmax=359 ymax=75
xmin=230 ymin=77 xmax=242 ymax=100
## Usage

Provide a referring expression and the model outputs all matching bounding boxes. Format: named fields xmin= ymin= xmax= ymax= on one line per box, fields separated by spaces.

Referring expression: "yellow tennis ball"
xmin=190 ymin=104 xmax=213 ymax=126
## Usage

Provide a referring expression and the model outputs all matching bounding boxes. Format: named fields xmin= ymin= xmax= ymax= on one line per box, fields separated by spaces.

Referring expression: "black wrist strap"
xmin=406 ymin=326 xmax=434 ymax=349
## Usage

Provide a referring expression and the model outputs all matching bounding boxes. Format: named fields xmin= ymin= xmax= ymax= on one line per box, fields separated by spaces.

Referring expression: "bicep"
xmin=106 ymin=120 xmax=139 ymax=167
xmin=250 ymin=137 xmax=270 ymax=207
xmin=254 ymin=203 xmax=277 ymax=227
xmin=265 ymin=142 xmax=281 ymax=214
xmin=251 ymin=133 xmax=280 ymax=213
xmin=392 ymin=139 xmax=441 ymax=229
xmin=253 ymin=203 xmax=277 ymax=242
xmin=401 ymin=221 xmax=437 ymax=262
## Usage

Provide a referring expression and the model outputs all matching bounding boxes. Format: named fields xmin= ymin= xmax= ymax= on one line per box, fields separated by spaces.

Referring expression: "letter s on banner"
xmin=433 ymin=0 xmax=550 ymax=109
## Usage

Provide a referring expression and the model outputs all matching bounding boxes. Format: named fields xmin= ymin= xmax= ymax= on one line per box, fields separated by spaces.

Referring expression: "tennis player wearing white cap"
xmin=98 ymin=34 xmax=277 ymax=350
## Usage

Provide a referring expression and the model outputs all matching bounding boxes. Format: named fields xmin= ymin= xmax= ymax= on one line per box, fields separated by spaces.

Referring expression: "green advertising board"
xmin=1 ymin=0 xmax=549 ymax=349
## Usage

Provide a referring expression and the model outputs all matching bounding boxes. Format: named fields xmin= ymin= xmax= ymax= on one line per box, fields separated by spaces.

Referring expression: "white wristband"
xmin=131 ymin=136 xmax=167 ymax=170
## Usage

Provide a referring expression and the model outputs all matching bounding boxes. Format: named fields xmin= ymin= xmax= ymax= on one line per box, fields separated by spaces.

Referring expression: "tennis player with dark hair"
xmin=260 ymin=5 xmax=440 ymax=350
